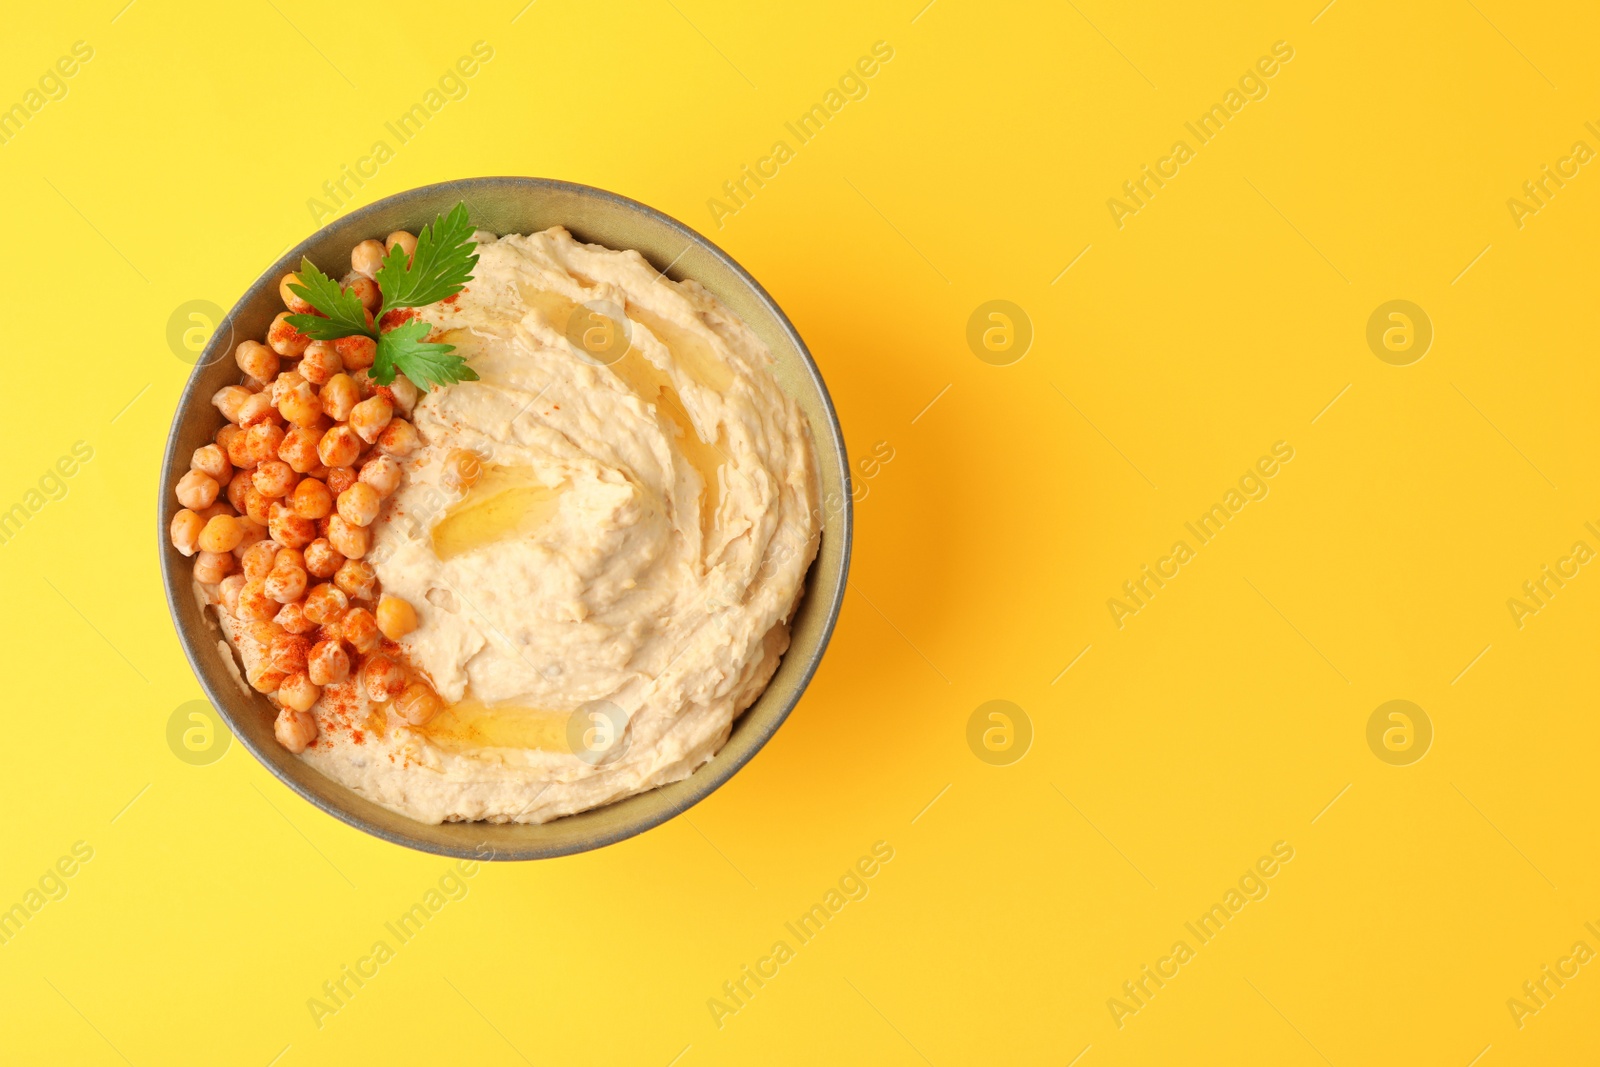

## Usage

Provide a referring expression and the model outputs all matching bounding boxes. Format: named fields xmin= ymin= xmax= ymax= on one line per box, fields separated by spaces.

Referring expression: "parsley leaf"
xmin=375 ymin=203 xmax=478 ymax=315
xmin=284 ymin=257 xmax=371 ymax=340
xmin=373 ymin=318 xmax=479 ymax=390
xmin=277 ymin=203 xmax=481 ymax=388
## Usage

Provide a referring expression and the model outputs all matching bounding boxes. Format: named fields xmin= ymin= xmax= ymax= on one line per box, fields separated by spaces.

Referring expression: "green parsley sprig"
xmin=285 ymin=202 xmax=480 ymax=390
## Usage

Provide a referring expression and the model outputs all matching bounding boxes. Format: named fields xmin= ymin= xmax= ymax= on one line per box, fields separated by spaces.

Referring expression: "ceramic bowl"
xmin=158 ymin=177 xmax=851 ymax=859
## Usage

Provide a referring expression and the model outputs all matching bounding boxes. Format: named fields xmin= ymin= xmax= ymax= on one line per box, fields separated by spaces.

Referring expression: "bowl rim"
xmin=158 ymin=176 xmax=852 ymax=859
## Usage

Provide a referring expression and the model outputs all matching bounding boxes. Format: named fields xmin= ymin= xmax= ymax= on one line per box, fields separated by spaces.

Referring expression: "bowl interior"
xmin=160 ymin=177 xmax=851 ymax=859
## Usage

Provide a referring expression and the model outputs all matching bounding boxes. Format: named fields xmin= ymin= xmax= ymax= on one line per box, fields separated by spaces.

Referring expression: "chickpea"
xmin=265 ymin=633 xmax=309 ymax=675
xmin=334 ymin=558 xmax=377 ymax=601
xmin=299 ymin=341 xmax=343 ymax=385
xmin=216 ymin=422 xmax=242 ymax=453
xmin=277 ymin=425 xmax=323 ymax=474
xmin=274 ymin=706 xmax=318 ymax=751
xmin=266 ymin=312 xmax=311 ymax=357
xmin=327 ymin=515 xmax=371 ymax=559
xmin=273 ymin=599 xmax=318 ymax=635
xmin=193 ymin=550 xmax=235 ymax=584
xmin=240 ymin=615 xmax=276 ymax=647
xmin=394 ymin=681 xmax=442 ymax=726
xmin=250 ymin=665 xmax=288 ymax=695
xmin=344 ymin=274 xmax=381 ymax=313
xmin=278 ymin=378 xmax=322 ymax=427
xmin=304 ymin=538 xmax=345 ymax=578
xmin=313 ymin=473 xmax=352 ymax=502
xmin=251 ymin=617 xmax=289 ymax=643
xmin=361 ymin=654 xmax=408 ymax=702
xmin=237 ymin=391 xmax=283 ymax=428
xmin=236 ymin=339 xmax=280 ymax=381
xmin=337 ymin=482 xmax=382 ymax=527
xmin=316 ymin=425 xmax=361 ymax=468
xmin=253 ymin=623 xmax=287 ymax=656
xmin=236 ymin=578 xmax=276 ymax=620
xmin=252 ymin=460 xmax=297 ymax=498
xmin=292 ymin=478 xmax=334 ymax=520
xmin=376 ymin=594 xmax=419 ymax=640
xmin=358 ymin=454 xmax=402 ymax=498
xmin=388 ymin=374 xmax=420 ymax=416
xmin=243 ymin=486 xmax=273 ymax=525
xmin=351 ymin=238 xmax=388 ymax=277
xmin=269 ymin=369 xmax=304 ymax=402
xmin=226 ymin=427 xmax=254 ymax=469
xmin=198 ymin=514 xmax=244 ymax=554
xmin=170 ymin=509 xmax=204 ymax=556
xmin=338 ymin=606 xmax=379 ymax=653
xmin=321 ymin=374 xmax=360 ymax=421
xmin=191 ymin=443 xmax=232 ymax=483
xmin=442 ymin=449 xmax=484 ymax=492
xmin=212 ymin=385 xmax=252 ymax=424
xmin=218 ymin=573 xmax=246 ymax=615
xmin=303 ymin=583 xmax=349 ymax=624
xmin=279 ymin=273 xmax=314 ymax=315
xmin=196 ymin=501 xmax=234 ymax=522
xmin=273 ymin=545 xmax=306 ymax=570
xmin=278 ymin=672 xmax=321 ymax=714
xmin=377 ymin=419 xmax=419 ymax=458
xmin=175 ymin=470 xmax=220 ymax=510
xmin=268 ymin=502 xmax=316 ymax=549
xmin=264 ymin=562 xmax=308 ymax=604
xmin=241 ymin=539 xmax=278 ymax=582
xmin=242 ymin=422 xmax=287 ymax=467
xmin=307 ymin=639 xmax=351 ymax=685
xmin=386 ymin=230 xmax=417 ymax=262
xmin=244 ymin=620 xmax=283 ymax=649
xmin=348 ymin=395 xmax=393 ymax=444
xmin=281 ymin=681 xmax=321 ymax=713
xmin=334 ymin=335 xmax=377 ymax=372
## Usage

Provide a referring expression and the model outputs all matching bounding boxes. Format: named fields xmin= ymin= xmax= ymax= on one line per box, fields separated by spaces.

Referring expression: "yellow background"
xmin=2 ymin=0 xmax=1596 ymax=1063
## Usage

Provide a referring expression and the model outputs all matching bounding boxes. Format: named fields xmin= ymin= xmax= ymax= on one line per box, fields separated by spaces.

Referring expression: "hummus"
xmin=213 ymin=227 xmax=820 ymax=824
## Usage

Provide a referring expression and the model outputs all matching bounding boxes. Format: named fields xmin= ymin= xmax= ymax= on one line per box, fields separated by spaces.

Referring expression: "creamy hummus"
xmin=213 ymin=227 xmax=820 ymax=824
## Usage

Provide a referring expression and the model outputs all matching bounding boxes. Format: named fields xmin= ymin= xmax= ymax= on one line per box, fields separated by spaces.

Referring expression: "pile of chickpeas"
xmin=169 ymin=231 xmax=444 ymax=754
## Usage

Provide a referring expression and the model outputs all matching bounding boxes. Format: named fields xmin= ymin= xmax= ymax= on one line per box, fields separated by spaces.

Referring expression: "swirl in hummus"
xmin=210 ymin=227 xmax=821 ymax=824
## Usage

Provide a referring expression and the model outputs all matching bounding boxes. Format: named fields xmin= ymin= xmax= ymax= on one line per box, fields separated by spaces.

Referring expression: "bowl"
xmin=158 ymin=177 xmax=852 ymax=860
